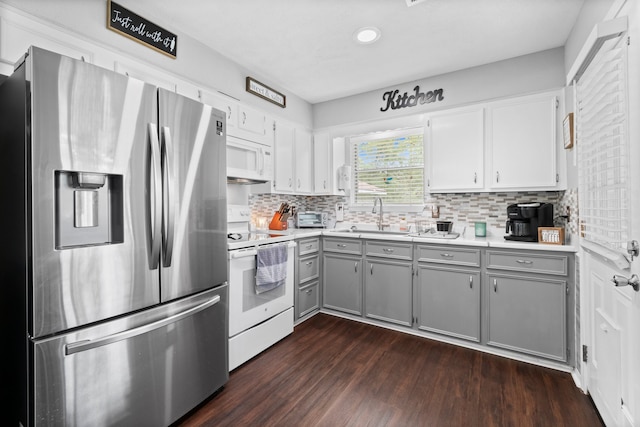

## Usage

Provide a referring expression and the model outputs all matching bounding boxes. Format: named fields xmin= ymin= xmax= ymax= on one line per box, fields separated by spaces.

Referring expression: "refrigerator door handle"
xmin=161 ymin=126 xmax=176 ymax=267
xmin=65 ymin=294 xmax=221 ymax=355
xmin=148 ymin=123 xmax=162 ymax=269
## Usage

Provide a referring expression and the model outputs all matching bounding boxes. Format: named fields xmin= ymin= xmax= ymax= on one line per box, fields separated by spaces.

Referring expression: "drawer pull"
xmin=440 ymin=253 xmax=454 ymax=258
xmin=337 ymin=244 xmax=347 ymax=248
xmin=305 ymin=289 xmax=313 ymax=294
xmin=516 ymin=259 xmax=533 ymax=265
xmin=305 ymin=261 xmax=313 ymax=266
xmin=305 ymin=244 xmax=313 ymax=249
xmin=383 ymin=248 xmax=395 ymax=253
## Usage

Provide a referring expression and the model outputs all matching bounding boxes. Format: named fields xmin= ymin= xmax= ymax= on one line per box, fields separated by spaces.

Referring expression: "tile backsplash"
xmin=250 ymin=189 xmax=578 ymax=236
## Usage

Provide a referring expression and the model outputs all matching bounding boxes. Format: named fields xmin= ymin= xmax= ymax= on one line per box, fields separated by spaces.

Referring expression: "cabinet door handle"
xmin=298 ymin=178 xmax=301 ymax=188
xmin=383 ymin=248 xmax=395 ymax=253
xmin=473 ymin=172 xmax=477 ymax=184
xmin=493 ymin=278 xmax=498 ymax=292
xmin=242 ymin=111 xmax=246 ymax=124
xmin=323 ymin=180 xmax=327 ymax=189
xmin=516 ymin=259 xmax=533 ymax=265
xmin=469 ymin=276 xmax=473 ymax=289
xmin=370 ymin=263 xmax=374 ymax=275
xmin=440 ymin=253 xmax=454 ymax=258
xmin=227 ymin=106 xmax=232 ymax=120
xmin=337 ymin=243 xmax=347 ymax=248
xmin=355 ymin=262 xmax=358 ymax=273
xmin=288 ymin=178 xmax=292 ymax=188
xmin=496 ymin=171 xmax=500 ymax=183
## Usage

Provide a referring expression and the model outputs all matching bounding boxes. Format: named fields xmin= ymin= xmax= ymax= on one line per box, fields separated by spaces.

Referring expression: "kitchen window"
xmin=350 ymin=127 xmax=425 ymax=208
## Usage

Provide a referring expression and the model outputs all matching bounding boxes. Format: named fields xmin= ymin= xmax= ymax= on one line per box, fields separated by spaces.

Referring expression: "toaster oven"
xmin=296 ymin=211 xmax=326 ymax=228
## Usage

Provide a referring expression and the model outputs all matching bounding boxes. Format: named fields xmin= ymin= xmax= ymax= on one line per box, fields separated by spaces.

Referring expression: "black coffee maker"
xmin=505 ymin=202 xmax=554 ymax=242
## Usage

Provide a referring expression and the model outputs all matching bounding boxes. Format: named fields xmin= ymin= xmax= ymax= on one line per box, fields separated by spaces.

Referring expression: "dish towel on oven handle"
xmin=255 ymin=243 xmax=288 ymax=294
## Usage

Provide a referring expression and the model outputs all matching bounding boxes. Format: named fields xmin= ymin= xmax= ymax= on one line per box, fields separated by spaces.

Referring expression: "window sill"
xmin=349 ymin=204 xmax=425 ymax=213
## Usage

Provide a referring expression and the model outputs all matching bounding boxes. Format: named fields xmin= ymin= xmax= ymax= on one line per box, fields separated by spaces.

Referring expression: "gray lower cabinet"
xmin=485 ymin=249 xmax=570 ymax=362
xmin=415 ymin=244 xmax=481 ymax=342
xmin=322 ymin=237 xmax=363 ymax=315
xmin=364 ymin=240 xmax=413 ymax=327
xmin=298 ymin=280 xmax=320 ymax=318
xmin=486 ymin=273 xmax=566 ymax=361
xmin=416 ymin=265 xmax=480 ymax=342
xmin=365 ymin=258 xmax=413 ymax=326
xmin=319 ymin=236 xmax=574 ymax=366
xmin=295 ymin=237 xmax=321 ymax=320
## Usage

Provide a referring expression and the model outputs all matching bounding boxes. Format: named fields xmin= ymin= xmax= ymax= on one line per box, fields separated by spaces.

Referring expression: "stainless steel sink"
xmin=408 ymin=231 xmax=460 ymax=239
xmin=331 ymin=228 xmax=410 ymax=236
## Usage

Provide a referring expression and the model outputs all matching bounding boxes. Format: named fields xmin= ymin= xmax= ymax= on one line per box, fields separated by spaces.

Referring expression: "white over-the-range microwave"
xmin=226 ymin=135 xmax=272 ymax=184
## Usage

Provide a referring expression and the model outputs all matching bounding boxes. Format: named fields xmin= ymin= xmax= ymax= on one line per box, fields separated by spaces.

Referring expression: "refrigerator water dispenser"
xmin=55 ymin=171 xmax=124 ymax=249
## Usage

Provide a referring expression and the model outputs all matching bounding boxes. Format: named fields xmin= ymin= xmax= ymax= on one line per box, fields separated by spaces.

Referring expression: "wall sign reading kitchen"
xmin=107 ymin=1 xmax=177 ymax=58
xmin=380 ymin=85 xmax=444 ymax=112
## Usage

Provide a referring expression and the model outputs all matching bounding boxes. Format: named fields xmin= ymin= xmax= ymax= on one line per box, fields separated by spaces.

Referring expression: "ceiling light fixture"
xmin=354 ymin=27 xmax=381 ymax=44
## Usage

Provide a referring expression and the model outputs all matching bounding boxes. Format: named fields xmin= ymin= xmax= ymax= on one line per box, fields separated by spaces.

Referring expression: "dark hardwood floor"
xmin=178 ymin=313 xmax=603 ymax=427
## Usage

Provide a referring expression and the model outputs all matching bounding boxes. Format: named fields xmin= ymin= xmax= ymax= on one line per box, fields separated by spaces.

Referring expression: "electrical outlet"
xmin=335 ymin=202 xmax=344 ymax=221
xmin=431 ymin=205 xmax=440 ymax=218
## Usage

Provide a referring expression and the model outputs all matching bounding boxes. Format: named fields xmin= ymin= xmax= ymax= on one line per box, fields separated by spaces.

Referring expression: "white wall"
xmin=0 ymin=0 xmax=313 ymax=127
xmin=313 ymin=47 xmax=565 ymax=129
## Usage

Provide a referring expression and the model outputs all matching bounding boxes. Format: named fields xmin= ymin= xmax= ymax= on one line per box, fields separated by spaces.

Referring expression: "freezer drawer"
xmin=30 ymin=286 xmax=228 ymax=427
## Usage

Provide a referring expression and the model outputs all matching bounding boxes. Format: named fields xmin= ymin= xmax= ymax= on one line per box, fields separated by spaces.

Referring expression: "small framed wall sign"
xmin=563 ymin=112 xmax=574 ymax=149
xmin=246 ymin=77 xmax=286 ymax=108
xmin=538 ymin=227 xmax=565 ymax=245
xmin=107 ymin=1 xmax=177 ymax=58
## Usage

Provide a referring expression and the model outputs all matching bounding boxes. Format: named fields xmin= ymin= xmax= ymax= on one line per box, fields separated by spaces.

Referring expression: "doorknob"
xmin=611 ymin=274 xmax=640 ymax=292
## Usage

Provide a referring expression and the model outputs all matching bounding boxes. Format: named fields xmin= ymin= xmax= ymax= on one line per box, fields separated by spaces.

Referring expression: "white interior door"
xmin=580 ymin=2 xmax=640 ymax=426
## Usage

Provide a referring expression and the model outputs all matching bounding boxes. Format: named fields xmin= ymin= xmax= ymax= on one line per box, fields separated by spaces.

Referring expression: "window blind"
xmin=577 ymin=33 xmax=630 ymax=253
xmin=351 ymin=127 xmax=425 ymax=206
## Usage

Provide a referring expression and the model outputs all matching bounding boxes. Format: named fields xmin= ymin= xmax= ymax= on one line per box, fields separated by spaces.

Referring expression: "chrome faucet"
xmin=372 ymin=197 xmax=384 ymax=230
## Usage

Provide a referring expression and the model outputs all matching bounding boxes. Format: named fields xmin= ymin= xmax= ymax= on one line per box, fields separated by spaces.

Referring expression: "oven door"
xmin=228 ymin=241 xmax=295 ymax=337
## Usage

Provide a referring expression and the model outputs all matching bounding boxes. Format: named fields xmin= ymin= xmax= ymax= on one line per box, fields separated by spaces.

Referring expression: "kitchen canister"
xmin=475 ymin=221 xmax=487 ymax=237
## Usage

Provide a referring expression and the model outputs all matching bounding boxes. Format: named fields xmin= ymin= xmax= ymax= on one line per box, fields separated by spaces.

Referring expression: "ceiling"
xmin=128 ymin=0 xmax=585 ymax=104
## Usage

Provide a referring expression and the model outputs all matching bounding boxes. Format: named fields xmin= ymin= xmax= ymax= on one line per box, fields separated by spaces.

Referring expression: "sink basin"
xmin=408 ymin=231 xmax=460 ymax=239
xmin=332 ymin=228 xmax=410 ymax=236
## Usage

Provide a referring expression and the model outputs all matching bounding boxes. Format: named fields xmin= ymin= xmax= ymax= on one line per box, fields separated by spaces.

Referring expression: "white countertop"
xmin=272 ymin=228 xmax=578 ymax=253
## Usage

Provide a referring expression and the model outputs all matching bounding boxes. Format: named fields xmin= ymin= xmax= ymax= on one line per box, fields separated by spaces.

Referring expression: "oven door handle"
xmin=229 ymin=241 xmax=296 ymax=259
xmin=231 ymin=249 xmax=258 ymax=259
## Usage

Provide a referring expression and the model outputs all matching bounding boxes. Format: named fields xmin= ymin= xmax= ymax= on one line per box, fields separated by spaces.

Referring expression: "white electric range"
xmin=226 ymin=205 xmax=296 ymax=370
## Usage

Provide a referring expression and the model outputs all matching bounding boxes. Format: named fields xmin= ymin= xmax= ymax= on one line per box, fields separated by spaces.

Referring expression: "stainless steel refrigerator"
xmin=0 ymin=46 xmax=228 ymax=426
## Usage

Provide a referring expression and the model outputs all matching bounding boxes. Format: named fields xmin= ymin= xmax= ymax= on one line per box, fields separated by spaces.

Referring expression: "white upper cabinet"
xmin=273 ymin=121 xmax=296 ymax=192
xmin=295 ymin=128 xmax=313 ymax=193
xmin=487 ymin=92 xmax=559 ymax=190
xmin=201 ymin=91 xmax=237 ymax=132
xmin=313 ymin=132 xmax=332 ymax=194
xmin=263 ymin=121 xmax=317 ymax=195
xmin=237 ymin=104 xmax=267 ymax=139
xmin=425 ymin=90 xmax=563 ymax=193
xmin=428 ymin=107 xmax=484 ymax=192
xmin=200 ymin=92 xmax=271 ymax=145
xmin=0 ymin=7 xmax=95 ymax=76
